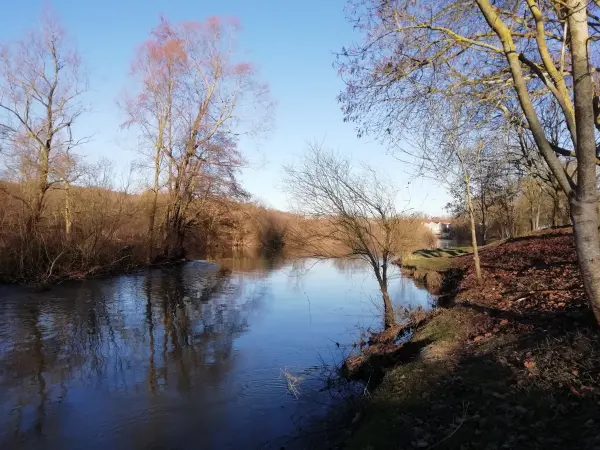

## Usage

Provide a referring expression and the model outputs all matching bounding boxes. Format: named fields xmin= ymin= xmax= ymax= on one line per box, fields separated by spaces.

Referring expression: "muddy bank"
xmin=400 ymin=267 xmax=445 ymax=294
xmin=343 ymin=229 xmax=600 ymax=449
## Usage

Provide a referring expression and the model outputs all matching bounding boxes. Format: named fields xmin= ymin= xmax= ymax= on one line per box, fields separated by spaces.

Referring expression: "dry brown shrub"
xmin=425 ymin=271 xmax=444 ymax=293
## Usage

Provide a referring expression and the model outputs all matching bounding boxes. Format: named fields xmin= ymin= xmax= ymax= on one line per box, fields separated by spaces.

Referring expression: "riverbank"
xmin=0 ymin=250 xmax=186 ymax=287
xmin=398 ymin=246 xmax=471 ymax=294
xmin=401 ymin=246 xmax=471 ymax=272
xmin=346 ymin=228 xmax=600 ymax=449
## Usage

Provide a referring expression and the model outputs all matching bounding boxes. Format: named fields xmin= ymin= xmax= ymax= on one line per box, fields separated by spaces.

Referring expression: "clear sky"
xmin=1 ymin=0 xmax=450 ymax=216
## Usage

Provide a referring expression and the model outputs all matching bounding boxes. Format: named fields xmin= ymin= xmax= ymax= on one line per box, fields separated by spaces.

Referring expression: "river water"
xmin=0 ymin=255 xmax=432 ymax=450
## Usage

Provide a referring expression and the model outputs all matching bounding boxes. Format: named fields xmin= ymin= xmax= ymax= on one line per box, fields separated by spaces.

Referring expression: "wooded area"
xmin=0 ymin=14 xmax=280 ymax=283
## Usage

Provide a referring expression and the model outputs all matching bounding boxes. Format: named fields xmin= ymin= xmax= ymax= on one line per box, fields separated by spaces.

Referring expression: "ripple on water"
xmin=0 ymin=257 xmax=433 ymax=449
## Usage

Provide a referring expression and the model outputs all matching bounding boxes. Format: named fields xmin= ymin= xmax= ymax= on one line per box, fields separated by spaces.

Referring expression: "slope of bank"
xmin=347 ymin=228 xmax=600 ymax=449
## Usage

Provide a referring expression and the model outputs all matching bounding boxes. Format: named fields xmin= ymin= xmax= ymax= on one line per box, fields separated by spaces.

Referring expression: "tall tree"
xmin=122 ymin=17 xmax=186 ymax=261
xmin=412 ymin=100 xmax=492 ymax=281
xmin=337 ymin=0 xmax=600 ymax=322
xmin=0 ymin=13 xmax=87 ymax=230
xmin=124 ymin=16 xmax=269 ymax=260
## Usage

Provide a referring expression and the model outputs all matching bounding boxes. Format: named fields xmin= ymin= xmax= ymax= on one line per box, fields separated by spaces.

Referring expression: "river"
xmin=0 ymin=255 xmax=433 ymax=449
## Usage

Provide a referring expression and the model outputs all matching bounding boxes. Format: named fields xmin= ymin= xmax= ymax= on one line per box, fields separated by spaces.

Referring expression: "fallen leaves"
xmin=455 ymin=229 xmax=588 ymax=316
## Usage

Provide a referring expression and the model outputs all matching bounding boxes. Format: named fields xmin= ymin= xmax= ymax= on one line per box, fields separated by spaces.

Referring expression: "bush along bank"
xmin=343 ymin=229 xmax=600 ymax=450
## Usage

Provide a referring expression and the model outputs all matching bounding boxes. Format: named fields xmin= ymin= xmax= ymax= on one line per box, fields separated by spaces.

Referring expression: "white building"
xmin=424 ymin=219 xmax=451 ymax=236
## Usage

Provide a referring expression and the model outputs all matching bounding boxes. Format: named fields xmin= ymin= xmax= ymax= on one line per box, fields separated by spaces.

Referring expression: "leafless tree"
xmin=124 ymin=16 xmax=270 ymax=260
xmin=284 ymin=143 xmax=419 ymax=329
xmin=53 ymin=152 xmax=85 ymax=237
xmin=0 ymin=13 xmax=88 ymax=230
xmin=410 ymin=100 xmax=499 ymax=281
xmin=337 ymin=0 xmax=600 ymax=322
xmin=122 ymin=16 xmax=186 ymax=261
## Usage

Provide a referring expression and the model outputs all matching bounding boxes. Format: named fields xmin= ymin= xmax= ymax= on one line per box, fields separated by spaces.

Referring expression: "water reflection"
xmin=0 ymin=257 xmax=432 ymax=449
xmin=201 ymin=247 xmax=288 ymax=274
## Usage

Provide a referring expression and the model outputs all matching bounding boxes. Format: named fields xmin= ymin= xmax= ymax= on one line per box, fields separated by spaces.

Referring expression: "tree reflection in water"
xmin=0 ymin=261 xmax=270 ymax=448
xmin=0 ymin=255 xmax=432 ymax=449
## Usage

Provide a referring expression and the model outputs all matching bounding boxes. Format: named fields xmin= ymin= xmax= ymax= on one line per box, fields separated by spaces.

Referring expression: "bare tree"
xmin=122 ymin=16 xmax=186 ymax=261
xmin=446 ymin=159 xmax=507 ymax=245
xmin=124 ymin=16 xmax=270 ymax=260
xmin=410 ymin=100 xmax=497 ymax=281
xmin=53 ymin=152 xmax=85 ymax=237
xmin=337 ymin=0 xmax=600 ymax=322
xmin=284 ymin=144 xmax=416 ymax=329
xmin=0 ymin=13 xmax=87 ymax=230
xmin=510 ymin=121 xmax=575 ymax=228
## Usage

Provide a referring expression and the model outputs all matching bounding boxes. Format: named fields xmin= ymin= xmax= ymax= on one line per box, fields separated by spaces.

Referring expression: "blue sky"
xmin=1 ymin=0 xmax=450 ymax=216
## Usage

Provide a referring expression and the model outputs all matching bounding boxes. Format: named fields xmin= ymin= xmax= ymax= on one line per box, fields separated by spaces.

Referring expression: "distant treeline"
xmin=0 ymin=15 xmax=275 ymax=283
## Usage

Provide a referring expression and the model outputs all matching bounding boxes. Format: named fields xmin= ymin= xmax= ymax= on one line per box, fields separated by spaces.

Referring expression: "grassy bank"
xmin=399 ymin=246 xmax=472 ymax=293
xmin=401 ymin=246 xmax=472 ymax=272
xmin=346 ymin=229 xmax=600 ymax=449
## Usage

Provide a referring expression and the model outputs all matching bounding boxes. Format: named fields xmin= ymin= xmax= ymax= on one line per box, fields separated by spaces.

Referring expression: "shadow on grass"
xmin=347 ymin=323 xmax=600 ymax=450
xmin=414 ymin=248 xmax=471 ymax=259
xmin=345 ymin=338 xmax=434 ymax=389
xmin=458 ymin=301 xmax=596 ymax=327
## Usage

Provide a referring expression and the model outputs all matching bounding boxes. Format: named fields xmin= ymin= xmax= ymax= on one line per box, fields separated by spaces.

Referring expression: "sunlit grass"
xmin=401 ymin=246 xmax=472 ymax=272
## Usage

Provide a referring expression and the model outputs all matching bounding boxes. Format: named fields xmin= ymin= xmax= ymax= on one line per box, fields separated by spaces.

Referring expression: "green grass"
xmin=414 ymin=247 xmax=472 ymax=258
xmin=401 ymin=246 xmax=472 ymax=272
xmin=415 ymin=311 xmax=464 ymax=343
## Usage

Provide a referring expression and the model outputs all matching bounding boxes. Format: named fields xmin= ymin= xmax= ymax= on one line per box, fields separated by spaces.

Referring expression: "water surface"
xmin=0 ymin=256 xmax=432 ymax=449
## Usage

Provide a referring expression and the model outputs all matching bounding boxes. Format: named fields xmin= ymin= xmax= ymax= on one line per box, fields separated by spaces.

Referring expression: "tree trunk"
xmin=529 ymin=199 xmax=534 ymax=231
xmin=480 ymin=192 xmax=488 ymax=245
xmin=148 ymin=145 xmax=161 ymax=263
xmin=380 ymin=285 xmax=395 ymax=330
xmin=529 ymin=217 xmax=534 ymax=232
xmin=64 ymin=183 xmax=72 ymax=238
xmin=163 ymin=204 xmax=186 ymax=260
xmin=375 ymin=262 xmax=395 ymax=330
xmin=571 ymin=198 xmax=600 ymax=321
xmin=552 ymin=192 xmax=560 ymax=227
xmin=530 ymin=200 xmax=540 ymax=232
xmin=481 ymin=205 xmax=488 ymax=245
xmin=567 ymin=0 xmax=600 ymax=324
xmin=466 ymin=181 xmax=482 ymax=282
xmin=148 ymin=189 xmax=158 ymax=262
xmin=29 ymin=149 xmax=50 ymax=232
